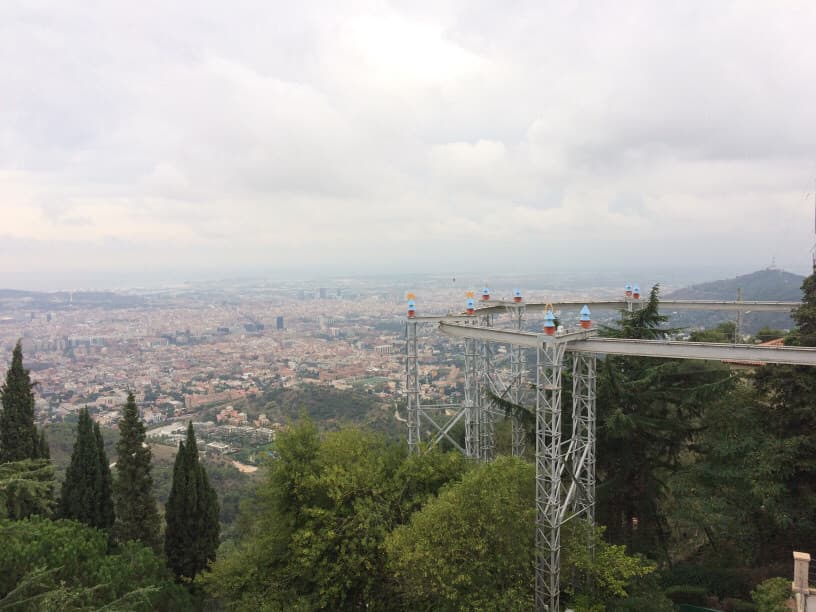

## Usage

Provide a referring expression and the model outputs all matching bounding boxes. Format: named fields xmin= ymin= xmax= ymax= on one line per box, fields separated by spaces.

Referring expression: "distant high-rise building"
xmin=319 ymin=287 xmax=328 ymax=299
xmin=276 ymin=316 xmax=284 ymax=330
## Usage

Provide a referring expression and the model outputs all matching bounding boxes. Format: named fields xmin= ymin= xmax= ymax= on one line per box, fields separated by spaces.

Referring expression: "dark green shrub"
xmin=723 ymin=597 xmax=757 ymax=612
xmin=662 ymin=564 xmax=753 ymax=599
xmin=665 ymin=584 xmax=709 ymax=606
xmin=751 ymin=577 xmax=791 ymax=612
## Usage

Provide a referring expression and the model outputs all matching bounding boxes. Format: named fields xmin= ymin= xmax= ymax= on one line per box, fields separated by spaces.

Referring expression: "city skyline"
xmin=2 ymin=2 xmax=816 ymax=289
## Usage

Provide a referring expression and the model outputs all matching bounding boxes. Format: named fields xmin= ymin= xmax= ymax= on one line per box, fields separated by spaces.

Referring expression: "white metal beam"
xmin=438 ymin=322 xmax=816 ymax=366
xmin=412 ymin=299 xmax=799 ymax=323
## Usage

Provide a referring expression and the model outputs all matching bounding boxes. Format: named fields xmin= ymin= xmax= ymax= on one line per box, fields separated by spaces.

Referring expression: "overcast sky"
xmin=1 ymin=1 xmax=815 ymax=289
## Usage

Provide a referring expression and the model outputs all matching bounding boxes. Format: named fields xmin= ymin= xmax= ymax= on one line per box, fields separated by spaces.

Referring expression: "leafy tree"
xmin=0 ymin=341 xmax=43 ymax=463
xmin=689 ymin=321 xmax=737 ymax=343
xmin=165 ymin=422 xmax=220 ymax=580
xmin=203 ymin=421 xmax=469 ymax=610
xmin=0 ymin=459 xmax=55 ymax=519
xmin=0 ymin=516 xmax=192 ymax=610
xmin=751 ymin=577 xmax=791 ymax=612
xmin=386 ymin=456 xmax=655 ymax=611
xmin=597 ymin=285 xmax=733 ymax=556
xmin=113 ymin=392 xmax=161 ymax=550
xmin=387 ymin=455 xmax=535 ymax=610
xmin=59 ymin=408 xmax=115 ymax=529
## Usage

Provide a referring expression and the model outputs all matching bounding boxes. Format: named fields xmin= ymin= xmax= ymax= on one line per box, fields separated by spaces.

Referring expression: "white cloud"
xmin=1 ymin=0 xmax=815 ymax=288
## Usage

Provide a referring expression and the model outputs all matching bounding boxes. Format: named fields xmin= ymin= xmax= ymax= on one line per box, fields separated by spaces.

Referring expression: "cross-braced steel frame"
xmin=404 ymin=296 xmax=802 ymax=611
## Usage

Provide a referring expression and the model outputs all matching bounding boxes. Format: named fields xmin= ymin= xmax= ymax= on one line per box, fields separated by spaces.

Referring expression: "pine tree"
xmin=113 ymin=392 xmax=160 ymax=550
xmin=165 ymin=422 xmax=220 ymax=580
xmin=59 ymin=408 xmax=115 ymax=529
xmin=596 ymin=285 xmax=733 ymax=556
xmin=0 ymin=341 xmax=40 ymax=462
xmin=749 ymin=270 xmax=816 ymax=557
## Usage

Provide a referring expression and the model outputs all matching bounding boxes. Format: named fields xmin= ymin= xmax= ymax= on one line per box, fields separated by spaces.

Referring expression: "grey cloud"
xmin=1 ymin=0 xmax=815 ymax=289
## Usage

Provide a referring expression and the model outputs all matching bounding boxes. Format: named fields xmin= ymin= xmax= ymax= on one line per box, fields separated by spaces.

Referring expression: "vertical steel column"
xmin=464 ymin=336 xmax=480 ymax=459
xmin=535 ymin=340 xmax=566 ymax=612
xmin=479 ymin=314 xmax=495 ymax=461
xmin=406 ymin=321 xmax=421 ymax=454
xmin=571 ymin=353 xmax=596 ymax=526
xmin=511 ymin=305 xmax=527 ymax=457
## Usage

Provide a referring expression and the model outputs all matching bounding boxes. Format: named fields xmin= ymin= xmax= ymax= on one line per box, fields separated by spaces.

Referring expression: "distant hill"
xmin=666 ymin=268 xmax=804 ymax=302
xmin=665 ymin=268 xmax=806 ymax=334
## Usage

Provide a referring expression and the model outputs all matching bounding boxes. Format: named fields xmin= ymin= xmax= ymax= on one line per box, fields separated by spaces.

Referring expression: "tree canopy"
xmin=113 ymin=392 xmax=161 ymax=550
xmin=58 ymin=407 xmax=114 ymax=530
xmin=165 ymin=422 xmax=220 ymax=580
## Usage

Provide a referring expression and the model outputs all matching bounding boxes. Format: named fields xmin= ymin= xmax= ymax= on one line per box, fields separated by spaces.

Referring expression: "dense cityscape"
xmin=0 ymin=277 xmax=627 ymax=463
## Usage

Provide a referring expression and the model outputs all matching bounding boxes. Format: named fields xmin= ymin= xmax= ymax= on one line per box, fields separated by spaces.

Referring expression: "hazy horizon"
xmin=0 ymin=261 xmax=806 ymax=294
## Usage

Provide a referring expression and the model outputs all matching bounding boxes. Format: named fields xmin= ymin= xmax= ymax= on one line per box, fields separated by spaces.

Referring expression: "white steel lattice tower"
xmin=464 ymin=335 xmax=480 ymax=459
xmin=509 ymin=304 xmax=527 ymax=457
xmin=405 ymin=321 xmax=420 ymax=453
xmin=534 ymin=340 xmax=567 ymax=611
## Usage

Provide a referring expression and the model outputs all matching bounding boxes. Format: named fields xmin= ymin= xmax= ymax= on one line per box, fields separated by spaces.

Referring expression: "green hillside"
xmin=665 ymin=268 xmax=805 ymax=334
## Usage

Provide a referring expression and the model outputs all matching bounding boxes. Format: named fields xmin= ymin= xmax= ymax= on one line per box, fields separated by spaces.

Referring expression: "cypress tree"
xmin=37 ymin=429 xmax=49 ymax=460
xmin=94 ymin=421 xmax=115 ymax=530
xmin=0 ymin=341 xmax=40 ymax=462
xmin=165 ymin=422 xmax=220 ymax=580
xmin=113 ymin=392 xmax=160 ymax=550
xmin=59 ymin=407 xmax=115 ymax=529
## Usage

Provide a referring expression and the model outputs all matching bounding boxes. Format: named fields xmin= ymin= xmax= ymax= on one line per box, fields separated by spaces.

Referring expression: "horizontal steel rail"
xmin=438 ymin=322 xmax=816 ymax=366
xmin=411 ymin=300 xmax=799 ymax=322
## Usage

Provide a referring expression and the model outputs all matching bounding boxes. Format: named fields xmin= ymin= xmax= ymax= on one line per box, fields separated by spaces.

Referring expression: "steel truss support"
xmin=569 ymin=354 xmax=596 ymax=527
xmin=464 ymin=335 xmax=480 ymax=459
xmin=478 ymin=314 xmax=496 ymax=461
xmin=535 ymin=341 xmax=567 ymax=611
xmin=406 ymin=321 xmax=420 ymax=454
xmin=509 ymin=305 xmax=527 ymax=457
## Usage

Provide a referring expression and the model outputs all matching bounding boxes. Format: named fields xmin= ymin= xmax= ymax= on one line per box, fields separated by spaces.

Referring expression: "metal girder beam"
xmin=570 ymin=338 xmax=816 ymax=366
xmin=410 ymin=299 xmax=798 ymax=323
xmin=439 ymin=322 xmax=816 ymax=366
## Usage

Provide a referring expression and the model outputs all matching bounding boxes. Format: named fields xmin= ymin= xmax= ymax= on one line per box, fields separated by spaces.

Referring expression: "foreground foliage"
xmin=203 ymin=422 xmax=470 ymax=610
xmin=0 ymin=459 xmax=55 ymax=519
xmin=0 ymin=516 xmax=192 ymax=611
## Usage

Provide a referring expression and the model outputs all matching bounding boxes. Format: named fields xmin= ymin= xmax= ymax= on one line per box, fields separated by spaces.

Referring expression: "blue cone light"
xmin=544 ymin=309 xmax=556 ymax=335
xmin=580 ymin=304 xmax=592 ymax=329
xmin=633 ymin=284 xmax=641 ymax=299
xmin=513 ymin=288 xmax=523 ymax=303
xmin=466 ymin=297 xmax=476 ymax=315
xmin=482 ymin=286 xmax=490 ymax=301
xmin=625 ymin=283 xmax=633 ymax=298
